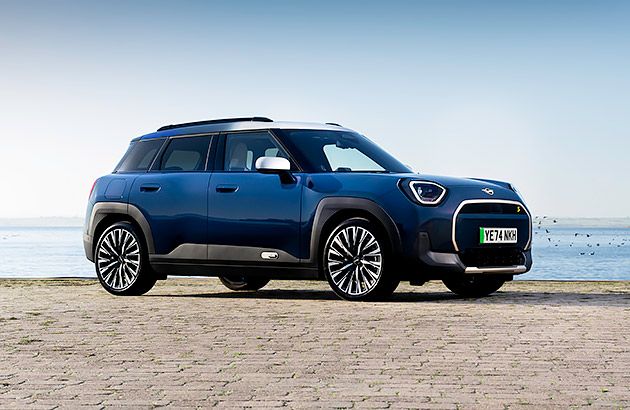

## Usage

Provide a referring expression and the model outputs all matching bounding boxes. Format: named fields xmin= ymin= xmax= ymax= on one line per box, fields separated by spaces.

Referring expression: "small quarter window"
xmin=158 ymin=135 xmax=211 ymax=171
xmin=116 ymin=138 xmax=165 ymax=172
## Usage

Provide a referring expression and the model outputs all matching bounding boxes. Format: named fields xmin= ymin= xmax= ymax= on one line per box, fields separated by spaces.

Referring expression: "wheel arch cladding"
xmin=310 ymin=197 xmax=403 ymax=277
xmin=89 ymin=203 xmax=155 ymax=257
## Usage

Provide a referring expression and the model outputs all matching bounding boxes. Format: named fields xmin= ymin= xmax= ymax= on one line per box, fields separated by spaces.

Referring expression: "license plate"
xmin=480 ymin=227 xmax=517 ymax=244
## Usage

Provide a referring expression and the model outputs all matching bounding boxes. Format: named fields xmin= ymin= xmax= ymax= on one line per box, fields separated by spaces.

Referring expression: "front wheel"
xmin=95 ymin=222 xmax=156 ymax=296
xmin=219 ymin=276 xmax=270 ymax=291
xmin=442 ymin=275 xmax=506 ymax=297
xmin=323 ymin=218 xmax=399 ymax=301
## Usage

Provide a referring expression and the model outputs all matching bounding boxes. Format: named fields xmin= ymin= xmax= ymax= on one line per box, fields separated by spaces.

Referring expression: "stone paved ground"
xmin=0 ymin=278 xmax=628 ymax=409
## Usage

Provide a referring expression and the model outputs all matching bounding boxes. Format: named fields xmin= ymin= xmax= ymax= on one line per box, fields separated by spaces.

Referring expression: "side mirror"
xmin=255 ymin=157 xmax=290 ymax=174
xmin=255 ymin=156 xmax=295 ymax=184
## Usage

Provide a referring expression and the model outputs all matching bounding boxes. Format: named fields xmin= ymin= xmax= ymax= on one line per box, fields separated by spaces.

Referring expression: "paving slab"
xmin=0 ymin=278 xmax=628 ymax=409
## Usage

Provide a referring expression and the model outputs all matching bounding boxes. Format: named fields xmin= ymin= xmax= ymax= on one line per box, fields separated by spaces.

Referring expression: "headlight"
xmin=408 ymin=181 xmax=447 ymax=205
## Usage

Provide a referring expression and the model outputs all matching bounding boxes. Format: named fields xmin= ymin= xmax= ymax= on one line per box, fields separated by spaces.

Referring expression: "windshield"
xmin=274 ymin=129 xmax=411 ymax=173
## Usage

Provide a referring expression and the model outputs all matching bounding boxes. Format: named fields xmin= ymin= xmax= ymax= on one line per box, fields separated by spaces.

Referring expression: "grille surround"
xmin=452 ymin=199 xmax=531 ymax=252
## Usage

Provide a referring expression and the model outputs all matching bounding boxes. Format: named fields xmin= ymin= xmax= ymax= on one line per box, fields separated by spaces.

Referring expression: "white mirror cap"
xmin=255 ymin=156 xmax=291 ymax=172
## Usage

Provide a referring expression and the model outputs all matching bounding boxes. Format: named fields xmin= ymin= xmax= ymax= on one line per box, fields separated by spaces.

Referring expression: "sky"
xmin=0 ymin=0 xmax=628 ymax=218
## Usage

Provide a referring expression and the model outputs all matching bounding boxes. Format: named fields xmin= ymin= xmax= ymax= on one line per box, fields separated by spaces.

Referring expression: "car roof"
xmin=137 ymin=118 xmax=356 ymax=140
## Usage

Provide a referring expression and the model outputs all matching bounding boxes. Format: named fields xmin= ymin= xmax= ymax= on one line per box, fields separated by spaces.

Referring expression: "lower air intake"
xmin=460 ymin=247 xmax=525 ymax=267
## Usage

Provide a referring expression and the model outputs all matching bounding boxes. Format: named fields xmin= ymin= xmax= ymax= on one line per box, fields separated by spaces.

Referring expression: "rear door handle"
xmin=140 ymin=184 xmax=161 ymax=193
xmin=216 ymin=184 xmax=238 ymax=193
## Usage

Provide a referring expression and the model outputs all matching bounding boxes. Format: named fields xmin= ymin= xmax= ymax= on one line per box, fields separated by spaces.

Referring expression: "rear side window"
xmin=157 ymin=135 xmax=211 ymax=171
xmin=115 ymin=139 xmax=165 ymax=172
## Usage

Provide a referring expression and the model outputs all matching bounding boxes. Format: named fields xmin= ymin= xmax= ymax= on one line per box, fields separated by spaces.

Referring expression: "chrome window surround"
xmin=452 ymin=199 xmax=532 ymax=252
xmin=408 ymin=181 xmax=447 ymax=205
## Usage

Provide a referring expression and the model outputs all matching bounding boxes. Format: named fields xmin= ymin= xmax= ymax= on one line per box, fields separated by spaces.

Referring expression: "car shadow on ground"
xmin=146 ymin=289 xmax=629 ymax=306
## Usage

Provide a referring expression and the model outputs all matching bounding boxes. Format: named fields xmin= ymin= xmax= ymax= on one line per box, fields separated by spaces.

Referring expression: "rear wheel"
xmin=95 ymin=222 xmax=156 ymax=296
xmin=219 ymin=276 xmax=270 ymax=291
xmin=323 ymin=218 xmax=399 ymax=301
xmin=442 ymin=275 xmax=506 ymax=297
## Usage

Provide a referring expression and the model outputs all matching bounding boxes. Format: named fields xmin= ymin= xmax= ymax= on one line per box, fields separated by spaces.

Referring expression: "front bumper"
xmin=416 ymin=232 xmax=532 ymax=275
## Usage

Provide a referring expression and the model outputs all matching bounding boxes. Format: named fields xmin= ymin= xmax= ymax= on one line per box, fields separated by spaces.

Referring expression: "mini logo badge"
xmin=482 ymin=188 xmax=494 ymax=195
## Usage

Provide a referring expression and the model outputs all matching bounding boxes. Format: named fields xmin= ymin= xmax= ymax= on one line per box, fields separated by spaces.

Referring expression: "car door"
xmin=207 ymin=131 xmax=302 ymax=263
xmin=129 ymin=134 xmax=214 ymax=258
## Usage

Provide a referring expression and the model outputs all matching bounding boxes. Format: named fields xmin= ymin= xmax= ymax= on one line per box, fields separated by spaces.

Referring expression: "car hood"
xmin=391 ymin=172 xmax=508 ymax=188
xmin=391 ymin=172 xmax=524 ymax=203
xmin=419 ymin=174 xmax=511 ymax=189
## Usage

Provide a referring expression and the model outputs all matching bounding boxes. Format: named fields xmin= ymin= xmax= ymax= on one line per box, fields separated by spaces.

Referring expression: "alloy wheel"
xmin=326 ymin=225 xmax=383 ymax=296
xmin=97 ymin=228 xmax=141 ymax=291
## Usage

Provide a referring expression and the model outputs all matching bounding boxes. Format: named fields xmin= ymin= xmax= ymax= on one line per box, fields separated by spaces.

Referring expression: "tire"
xmin=323 ymin=218 xmax=399 ymax=301
xmin=219 ymin=276 xmax=270 ymax=291
xmin=442 ymin=275 xmax=506 ymax=297
xmin=94 ymin=222 xmax=156 ymax=296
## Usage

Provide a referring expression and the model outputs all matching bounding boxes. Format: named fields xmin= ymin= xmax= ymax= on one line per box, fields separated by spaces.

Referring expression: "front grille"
xmin=460 ymin=247 xmax=525 ymax=267
xmin=458 ymin=203 xmax=523 ymax=215
xmin=452 ymin=200 xmax=531 ymax=253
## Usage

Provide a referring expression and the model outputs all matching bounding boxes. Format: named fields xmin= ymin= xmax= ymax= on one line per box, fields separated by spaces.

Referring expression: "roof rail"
xmin=326 ymin=122 xmax=342 ymax=127
xmin=157 ymin=117 xmax=273 ymax=132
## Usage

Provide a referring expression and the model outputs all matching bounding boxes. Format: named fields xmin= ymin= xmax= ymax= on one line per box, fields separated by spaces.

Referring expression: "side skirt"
xmin=150 ymin=261 xmax=320 ymax=279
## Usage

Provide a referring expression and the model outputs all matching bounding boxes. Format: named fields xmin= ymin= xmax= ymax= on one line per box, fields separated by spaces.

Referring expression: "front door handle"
xmin=140 ymin=184 xmax=161 ymax=193
xmin=216 ymin=184 xmax=238 ymax=193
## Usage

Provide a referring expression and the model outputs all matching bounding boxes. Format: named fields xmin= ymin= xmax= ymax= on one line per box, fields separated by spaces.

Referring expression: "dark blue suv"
xmin=84 ymin=117 xmax=532 ymax=300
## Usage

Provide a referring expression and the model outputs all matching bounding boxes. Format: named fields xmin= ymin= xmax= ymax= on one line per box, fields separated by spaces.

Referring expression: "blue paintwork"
xmin=85 ymin=120 xmax=532 ymax=278
xmin=129 ymin=173 xmax=210 ymax=255
xmin=299 ymin=173 xmax=527 ymax=259
xmin=207 ymin=172 xmax=303 ymax=259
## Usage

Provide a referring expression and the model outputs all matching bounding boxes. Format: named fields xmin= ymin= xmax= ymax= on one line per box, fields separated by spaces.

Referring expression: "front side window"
xmin=115 ymin=138 xmax=165 ymax=172
xmin=275 ymin=130 xmax=411 ymax=173
xmin=157 ymin=135 xmax=211 ymax=171
xmin=224 ymin=132 xmax=291 ymax=172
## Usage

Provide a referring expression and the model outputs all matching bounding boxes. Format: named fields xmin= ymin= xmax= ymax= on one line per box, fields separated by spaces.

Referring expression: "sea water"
xmin=527 ymin=226 xmax=630 ymax=280
xmin=0 ymin=226 xmax=93 ymax=278
xmin=0 ymin=226 xmax=629 ymax=280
